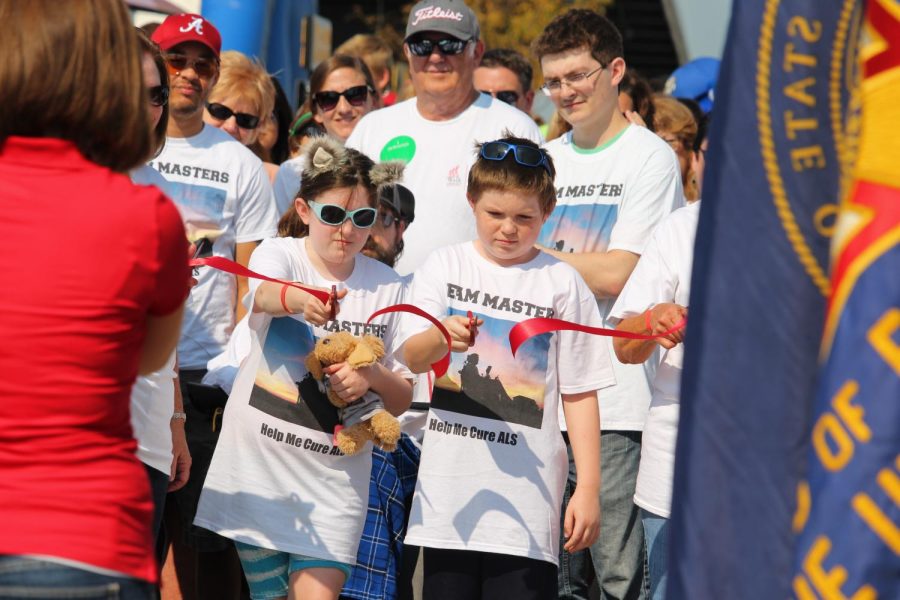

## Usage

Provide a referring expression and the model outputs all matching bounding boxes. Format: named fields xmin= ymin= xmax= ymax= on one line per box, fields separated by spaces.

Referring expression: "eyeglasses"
xmin=480 ymin=141 xmax=553 ymax=176
xmin=480 ymin=90 xmax=520 ymax=106
xmin=313 ymin=85 xmax=371 ymax=112
xmin=148 ymin=85 xmax=169 ymax=107
xmin=406 ymin=36 xmax=470 ymax=57
xmin=541 ymin=65 xmax=605 ymax=96
xmin=164 ymin=53 xmax=219 ymax=79
xmin=205 ymin=102 xmax=261 ymax=129
xmin=377 ymin=210 xmax=401 ymax=228
xmin=308 ymin=200 xmax=377 ymax=229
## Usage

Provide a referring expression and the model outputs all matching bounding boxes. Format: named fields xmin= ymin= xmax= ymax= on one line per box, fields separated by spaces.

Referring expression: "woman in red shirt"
xmin=0 ymin=0 xmax=191 ymax=597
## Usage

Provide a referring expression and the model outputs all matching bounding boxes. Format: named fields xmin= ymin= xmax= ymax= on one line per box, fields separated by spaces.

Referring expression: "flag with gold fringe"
xmin=792 ymin=0 xmax=900 ymax=597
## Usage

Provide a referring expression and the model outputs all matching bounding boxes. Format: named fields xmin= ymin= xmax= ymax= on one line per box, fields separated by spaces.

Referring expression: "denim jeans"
xmin=558 ymin=430 xmax=645 ymax=600
xmin=558 ymin=438 xmax=595 ymax=600
xmin=640 ymin=509 xmax=669 ymax=600
xmin=0 ymin=556 xmax=155 ymax=599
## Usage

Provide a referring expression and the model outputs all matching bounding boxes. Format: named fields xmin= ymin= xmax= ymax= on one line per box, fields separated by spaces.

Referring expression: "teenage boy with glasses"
xmin=346 ymin=0 xmax=540 ymax=277
xmin=532 ymin=9 xmax=684 ymax=600
xmin=150 ymin=13 xmax=278 ymax=600
xmin=474 ymin=48 xmax=536 ymax=116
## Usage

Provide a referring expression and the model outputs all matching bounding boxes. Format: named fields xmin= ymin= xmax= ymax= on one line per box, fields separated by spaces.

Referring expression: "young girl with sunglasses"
xmin=195 ymin=138 xmax=413 ymax=600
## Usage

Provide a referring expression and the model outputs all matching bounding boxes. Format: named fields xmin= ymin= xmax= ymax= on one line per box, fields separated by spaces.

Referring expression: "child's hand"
xmin=302 ymin=287 xmax=348 ymax=325
xmin=442 ymin=314 xmax=483 ymax=352
xmin=323 ymin=362 xmax=373 ymax=403
xmin=563 ymin=486 xmax=600 ymax=553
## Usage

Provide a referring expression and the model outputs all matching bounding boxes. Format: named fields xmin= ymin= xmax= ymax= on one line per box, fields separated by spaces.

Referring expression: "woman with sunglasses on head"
xmin=204 ymin=50 xmax=279 ymax=181
xmin=0 ymin=1 xmax=190 ymax=596
xmin=194 ymin=138 xmax=412 ymax=600
xmin=273 ymin=55 xmax=379 ymax=216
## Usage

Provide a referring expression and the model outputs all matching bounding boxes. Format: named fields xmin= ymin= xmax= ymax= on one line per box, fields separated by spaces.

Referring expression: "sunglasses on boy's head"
xmin=406 ymin=35 xmax=470 ymax=57
xmin=480 ymin=141 xmax=553 ymax=177
xmin=307 ymin=200 xmax=377 ymax=229
xmin=313 ymin=86 xmax=371 ymax=112
xmin=479 ymin=90 xmax=520 ymax=106
xmin=163 ymin=53 xmax=219 ymax=79
xmin=205 ymin=102 xmax=261 ymax=129
xmin=148 ymin=85 xmax=169 ymax=108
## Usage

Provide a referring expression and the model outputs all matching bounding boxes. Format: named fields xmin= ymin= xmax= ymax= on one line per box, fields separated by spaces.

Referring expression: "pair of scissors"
xmin=329 ymin=285 xmax=338 ymax=320
xmin=467 ymin=310 xmax=479 ymax=346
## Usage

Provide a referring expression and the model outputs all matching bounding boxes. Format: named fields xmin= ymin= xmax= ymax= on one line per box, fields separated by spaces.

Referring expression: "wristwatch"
xmin=171 ymin=411 xmax=187 ymax=422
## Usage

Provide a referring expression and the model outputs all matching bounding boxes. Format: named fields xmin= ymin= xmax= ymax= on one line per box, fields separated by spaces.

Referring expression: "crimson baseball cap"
xmin=151 ymin=14 xmax=221 ymax=58
xmin=405 ymin=0 xmax=480 ymax=42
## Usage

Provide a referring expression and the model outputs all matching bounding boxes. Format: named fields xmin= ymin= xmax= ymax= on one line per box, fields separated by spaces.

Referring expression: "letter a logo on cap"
xmin=179 ymin=17 xmax=205 ymax=35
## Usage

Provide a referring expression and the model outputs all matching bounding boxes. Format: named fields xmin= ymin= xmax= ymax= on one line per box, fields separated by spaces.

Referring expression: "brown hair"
xmin=278 ymin=138 xmax=377 ymax=237
xmin=303 ymin=54 xmax=380 ymax=116
xmin=0 ymin=0 xmax=153 ymax=172
xmin=653 ymin=94 xmax=699 ymax=200
xmin=136 ymin=28 xmax=169 ymax=157
xmin=210 ymin=51 xmax=276 ymax=121
xmin=532 ymin=9 xmax=623 ymax=67
xmin=334 ymin=34 xmax=394 ymax=90
xmin=468 ymin=134 xmax=557 ymax=214
xmin=480 ymin=48 xmax=533 ymax=93
xmin=620 ymin=69 xmax=655 ymax=131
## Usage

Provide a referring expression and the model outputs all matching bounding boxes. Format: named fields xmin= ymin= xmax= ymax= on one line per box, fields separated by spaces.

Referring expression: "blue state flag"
xmin=793 ymin=0 xmax=900 ymax=596
xmin=667 ymin=1 xmax=863 ymax=598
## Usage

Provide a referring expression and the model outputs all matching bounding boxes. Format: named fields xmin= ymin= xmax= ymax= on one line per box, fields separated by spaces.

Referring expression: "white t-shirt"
xmin=346 ymin=93 xmax=542 ymax=275
xmin=129 ymin=164 xmax=177 ymax=474
xmin=149 ymin=125 xmax=278 ymax=369
xmin=609 ymin=202 xmax=699 ymax=518
xmin=538 ymin=126 xmax=684 ymax=431
xmin=272 ymin=155 xmax=305 ymax=218
xmin=195 ymin=237 xmax=410 ymax=564
xmin=398 ymin=242 xmax=616 ymax=565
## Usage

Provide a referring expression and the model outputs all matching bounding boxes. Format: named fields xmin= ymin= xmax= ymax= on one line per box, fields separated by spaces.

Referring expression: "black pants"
xmin=423 ymin=547 xmax=557 ymax=600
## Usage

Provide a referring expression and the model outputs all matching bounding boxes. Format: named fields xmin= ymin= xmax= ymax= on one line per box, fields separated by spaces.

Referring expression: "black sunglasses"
xmin=480 ymin=90 xmax=519 ymax=106
xmin=205 ymin=102 xmax=261 ymax=129
xmin=148 ymin=85 xmax=169 ymax=107
xmin=406 ymin=36 xmax=470 ymax=57
xmin=164 ymin=53 xmax=219 ymax=79
xmin=313 ymin=85 xmax=371 ymax=112
xmin=480 ymin=141 xmax=553 ymax=176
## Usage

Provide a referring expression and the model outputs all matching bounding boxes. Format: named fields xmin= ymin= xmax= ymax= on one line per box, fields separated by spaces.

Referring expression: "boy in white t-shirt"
xmin=398 ymin=136 xmax=615 ymax=600
xmin=532 ymin=10 xmax=684 ymax=598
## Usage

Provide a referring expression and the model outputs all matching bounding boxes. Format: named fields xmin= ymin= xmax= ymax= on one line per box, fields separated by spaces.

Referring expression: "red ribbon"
xmin=509 ymin=316 xmax=687 ymax=357
xmin=367 ymin=304 xmax=452 ymax=378
xmin=190 ymin=256 xmax=332 ymax=304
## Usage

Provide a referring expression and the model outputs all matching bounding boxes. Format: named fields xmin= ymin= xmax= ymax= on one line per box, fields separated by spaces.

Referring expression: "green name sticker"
xmin=380 ymin=135 xmax=416 ymax=163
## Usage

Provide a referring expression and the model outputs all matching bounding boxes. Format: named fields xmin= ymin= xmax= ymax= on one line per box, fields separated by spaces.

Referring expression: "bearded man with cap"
xmin=149 ymin=14 xmax=277 ymax=600
xmin=347 ymin=0 xmax=541 ymax=276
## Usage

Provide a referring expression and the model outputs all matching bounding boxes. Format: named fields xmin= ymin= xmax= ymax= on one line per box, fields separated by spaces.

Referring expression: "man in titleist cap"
xmin=150 ymin=13 xmax=277 ymax=600
xmin=347 ymin=0 xmax=541 ymax=276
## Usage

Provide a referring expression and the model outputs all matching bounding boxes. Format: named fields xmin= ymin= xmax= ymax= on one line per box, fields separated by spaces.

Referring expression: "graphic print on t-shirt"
xmin=432 ymin=309 xmax=550 ymax=429
xmin=166 ymin=181 xmax=227 ymax=242
xmin=248 ymin=317 xmax=339 ymax=432
xmin=538 ymin=203 xmax=618 ymax=254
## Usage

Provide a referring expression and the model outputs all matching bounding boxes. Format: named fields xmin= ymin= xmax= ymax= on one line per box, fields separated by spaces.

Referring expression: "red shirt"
xmin=0 ymin=137 xmax=190 ymax=582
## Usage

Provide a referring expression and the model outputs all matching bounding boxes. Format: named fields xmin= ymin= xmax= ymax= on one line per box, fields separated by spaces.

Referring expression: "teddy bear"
xmin=304 ymin=331 xmax=401 ymax=456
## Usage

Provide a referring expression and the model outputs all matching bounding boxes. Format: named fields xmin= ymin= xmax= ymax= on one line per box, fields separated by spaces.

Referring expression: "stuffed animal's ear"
xmin=362 ymin=335 xmax=386 ymax=360
xmin=347 ymin=335 xmax=384 ymax=368
xmin=305 ymin=353 xmax=324 ymax=380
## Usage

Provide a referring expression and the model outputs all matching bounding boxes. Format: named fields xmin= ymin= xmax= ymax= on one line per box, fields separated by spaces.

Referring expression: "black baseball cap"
xmin=378 ymin=184 xmax=415 ymax=223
